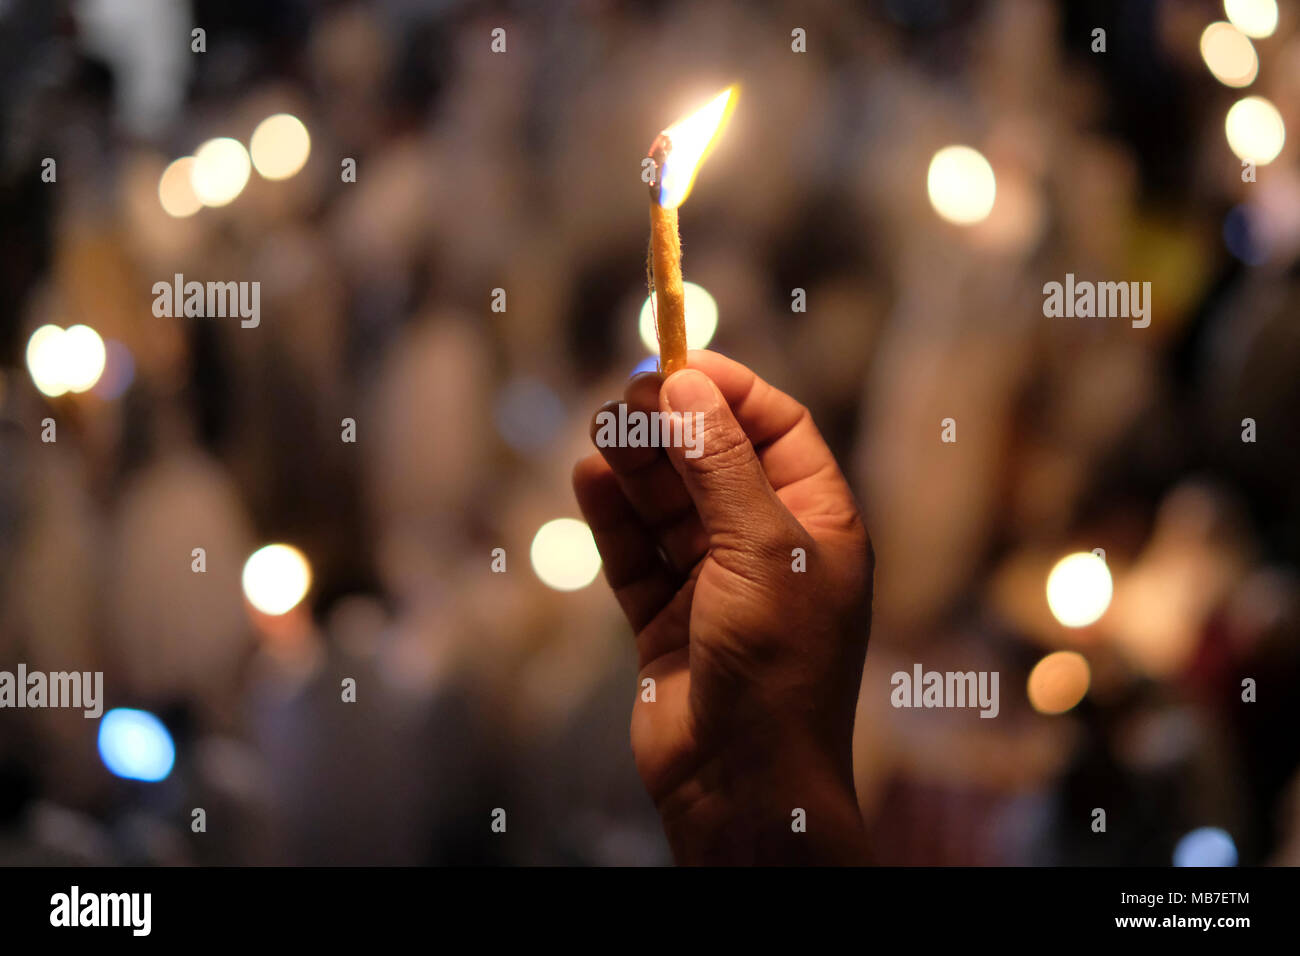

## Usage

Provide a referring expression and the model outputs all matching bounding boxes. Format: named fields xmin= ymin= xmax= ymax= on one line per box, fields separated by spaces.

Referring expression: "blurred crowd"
xmin=1 ymin=0 xmax=1299 ymax=865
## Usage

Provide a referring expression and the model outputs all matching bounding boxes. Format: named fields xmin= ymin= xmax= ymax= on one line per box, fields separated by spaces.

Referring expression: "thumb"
xmin=660 ymin=368 xmax=790 ymax=547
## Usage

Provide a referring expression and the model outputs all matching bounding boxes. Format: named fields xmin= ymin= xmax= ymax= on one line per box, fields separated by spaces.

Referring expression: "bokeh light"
xmin=1223 ymin=204 xmax=1268 ymax=265
xmin=530 ymin=518 xmax=602 ymax=591
xmin=927 ymin=145 xmax=996 ymax=225
xmin=1199 ymin=22 xmax=1258 ymax=88
xmin=190 ymin=137 xmax=252 ymax=207
xmin=249 ymin=113 xmax=312 ymax=180
xmin=1225 ymin=96 xmax=1286 ymax=164
xmin=25 ymin=324 xmax=106 ymax=397
xmin=97 ymin=708 xmax=176 ymax=782
xmin=631 ymin=355 xmax=660 ymax=376
xmin=26 ymin=324 xmax=70 ymax=397
xmin=1224 ymin=0 xmax=1278 ymax=39
xmin=1027 ymin=650 xmax=1092 ymax=715
xmin=92 ymin=339 xmax=136 ymax=400
xmin=494 ymin=378 xmax=566 ymax=453
xmin=1174 ymin=827 xmax=1238 ymax=867
xmin=242 ymin=544 xmax=313 ymax=615
xmin=61 ymin=325 xmax=107 ymax=393
xmin=1046 ymin=552 xmax=1113 ymax=627
xmin=158 ymin=156 xmax=202 ymax=217
xmin=639 ymin=281 xmax=719 ymax=354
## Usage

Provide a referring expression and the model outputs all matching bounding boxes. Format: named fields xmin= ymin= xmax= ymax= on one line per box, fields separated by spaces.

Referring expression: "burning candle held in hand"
xmin=646 ymin=86 xmax=736 ymax=376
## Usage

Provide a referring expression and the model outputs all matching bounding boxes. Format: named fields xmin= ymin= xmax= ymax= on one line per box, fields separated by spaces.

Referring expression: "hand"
xmin=573 ymin=350 xmax=873 ymax=864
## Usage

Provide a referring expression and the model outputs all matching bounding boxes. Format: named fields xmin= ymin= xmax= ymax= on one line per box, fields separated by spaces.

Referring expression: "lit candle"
xmin=646 ymin=87 xmax=736 ymax=376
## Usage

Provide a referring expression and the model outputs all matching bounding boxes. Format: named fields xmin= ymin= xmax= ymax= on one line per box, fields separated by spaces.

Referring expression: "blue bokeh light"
xmin=493 ymin=378 xmax=566 ymax=453
xmin=1173 ymin=827 xmax=1237 ymax=867
xmin=97 ymin=708 xmax=176 ymax=782
xmin=1223 ymin=205 xmax=1268 ymax=267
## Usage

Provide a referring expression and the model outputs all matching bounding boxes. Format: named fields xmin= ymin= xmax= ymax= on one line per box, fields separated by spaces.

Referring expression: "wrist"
xmin=655 ymin=737 xmax=868 ymax=865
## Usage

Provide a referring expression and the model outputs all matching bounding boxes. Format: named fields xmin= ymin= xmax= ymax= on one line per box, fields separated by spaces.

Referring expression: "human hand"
xmin=573 ymin=350 xmax=873 ymax=864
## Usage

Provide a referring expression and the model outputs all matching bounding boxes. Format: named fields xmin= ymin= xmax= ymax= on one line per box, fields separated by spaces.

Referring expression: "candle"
xmin=646 ymin=86 xmax=736 ymax=376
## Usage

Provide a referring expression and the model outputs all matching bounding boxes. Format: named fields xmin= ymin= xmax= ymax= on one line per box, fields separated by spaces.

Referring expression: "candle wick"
xmin=647 ymin=133 xmax=673 ymax=204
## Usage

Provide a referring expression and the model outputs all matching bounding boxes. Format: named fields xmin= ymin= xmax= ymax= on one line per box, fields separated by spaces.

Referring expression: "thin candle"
xmin=646 ymin=86 xmax=736 ymax=376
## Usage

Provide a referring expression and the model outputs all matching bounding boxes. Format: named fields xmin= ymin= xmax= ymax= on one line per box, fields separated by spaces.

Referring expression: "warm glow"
xmin=25 ymin=324 xmax=106 ymax=397
xmin=158 ymin=156 xmax=203 ymax=217
xmin=1225 ymin=96 xmax=1286 ymax=164
xmin=1027 ymin=651 xmax=1091 ymax=715
xmin=250 ymin=113 xmax=312 ymax=180
xmin=639 ymin=281 xmax=718 ymax=354
xmin=191 ymin=137 xmax=251 ymax=207
xmin=242 ymin=544 xmax=312 ymax=615
xmin=530 ymin=519 xmax=602 ymax=591
xmin=61 ymin=325 xmax=108 ymax=393
xmin=26 ymin=325 xmax=70 ymax=397
xmin=927 ymin=145 xmax=996 ymax=225
xmin=1224 ymin=0 xmax=1277 ymax=38
xmin=656 ymin=86 xmax=737 ymax=209
xmin=1046 ymin=552 xmax=1113 ymax=627
xmin=1200 ymin=22 xmax=1258 ymax=88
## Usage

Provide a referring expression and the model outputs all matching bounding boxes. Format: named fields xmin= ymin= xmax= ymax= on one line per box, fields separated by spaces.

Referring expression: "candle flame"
xmin=654 ymin=86 xmax=736 ymax=209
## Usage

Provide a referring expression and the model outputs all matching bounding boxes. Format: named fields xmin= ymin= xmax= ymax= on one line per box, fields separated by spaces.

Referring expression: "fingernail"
xmin=664 ymin=369 xmax=717 ymax=414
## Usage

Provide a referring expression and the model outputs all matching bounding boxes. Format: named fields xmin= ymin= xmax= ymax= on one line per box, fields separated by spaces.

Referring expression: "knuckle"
xmin=691 ymin=418 xmax=754 ymax=474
